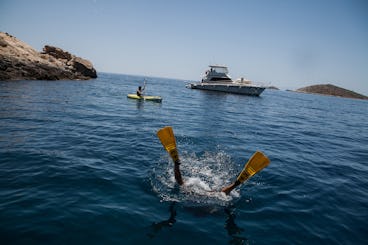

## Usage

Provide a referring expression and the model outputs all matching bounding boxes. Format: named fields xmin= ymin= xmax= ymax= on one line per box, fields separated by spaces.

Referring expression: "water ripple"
xmin=1 ymin=75 xmax=367 ymax=244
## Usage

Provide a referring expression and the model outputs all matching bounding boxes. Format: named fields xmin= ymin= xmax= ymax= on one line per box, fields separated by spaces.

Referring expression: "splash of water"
xmin=151 ymin=150 xmax=241 ymax=206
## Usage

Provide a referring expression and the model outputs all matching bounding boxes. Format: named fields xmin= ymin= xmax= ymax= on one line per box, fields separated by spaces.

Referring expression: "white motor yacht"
xmin=189 ymin=65 xmax=265 ymax=96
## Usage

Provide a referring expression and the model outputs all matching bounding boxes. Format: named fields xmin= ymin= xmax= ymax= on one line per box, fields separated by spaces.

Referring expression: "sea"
xmin=0 ymin=73 xmax=367 ymax=245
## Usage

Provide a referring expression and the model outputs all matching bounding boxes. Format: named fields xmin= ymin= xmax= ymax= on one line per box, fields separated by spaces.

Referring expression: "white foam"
xmin=152 ymin=150 xmax=242 ymax=206
xmin=184 ymin=177 xmax=211 ymax=191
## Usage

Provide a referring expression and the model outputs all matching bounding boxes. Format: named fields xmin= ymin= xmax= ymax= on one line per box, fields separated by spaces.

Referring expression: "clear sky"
xmin=1 ymin=0 xmax=367 ymax=94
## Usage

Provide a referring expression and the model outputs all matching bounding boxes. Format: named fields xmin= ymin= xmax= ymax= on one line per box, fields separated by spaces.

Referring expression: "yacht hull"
xmin=190 ymin=83 xmax=265 ymax=96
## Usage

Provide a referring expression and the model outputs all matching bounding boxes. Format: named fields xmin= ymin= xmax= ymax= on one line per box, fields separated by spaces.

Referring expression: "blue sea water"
xmin=0 ymin=73 xmax=367 ymax=244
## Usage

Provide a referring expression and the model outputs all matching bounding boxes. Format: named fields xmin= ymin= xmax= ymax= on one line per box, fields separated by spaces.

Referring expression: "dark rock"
xmin=71 ymin=57 xmax=97 ymax=78
xmin=43 ymin=45 xmax=73 ymax=61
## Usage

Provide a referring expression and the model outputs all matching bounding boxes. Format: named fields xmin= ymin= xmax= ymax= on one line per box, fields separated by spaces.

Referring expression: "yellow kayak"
xmin=127 ymin=94 xmax=162 ymax=102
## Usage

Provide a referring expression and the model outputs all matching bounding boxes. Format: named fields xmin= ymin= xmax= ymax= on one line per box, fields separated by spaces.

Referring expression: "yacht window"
xmin=211 ymin=67 xmax=228 ymax=74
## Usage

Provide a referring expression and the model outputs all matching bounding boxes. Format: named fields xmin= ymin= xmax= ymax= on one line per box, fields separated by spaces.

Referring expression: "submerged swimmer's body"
xmin=173 ymin=159 xmax=239 ymax=195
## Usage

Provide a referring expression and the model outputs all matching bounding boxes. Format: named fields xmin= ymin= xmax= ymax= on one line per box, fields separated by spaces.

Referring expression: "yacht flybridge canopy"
xmin=202 ymin=65 xmax=232 ymax=82
xmin=209 ymin=65 xmax=229 ymax=74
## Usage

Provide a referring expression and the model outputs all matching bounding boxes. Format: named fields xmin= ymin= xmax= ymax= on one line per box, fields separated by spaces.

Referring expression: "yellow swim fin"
xmin=236 ymin=151 xmax=270 ymax=183
xmin=157 ymin=126 xmax=180 ymax=163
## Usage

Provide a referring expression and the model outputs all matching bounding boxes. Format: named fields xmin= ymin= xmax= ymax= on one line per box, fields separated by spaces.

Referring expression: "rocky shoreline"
xmin=296 ymin=84 xmax=368 ymax=100
xmin=0 ymin=32 xmax=97 ymax=80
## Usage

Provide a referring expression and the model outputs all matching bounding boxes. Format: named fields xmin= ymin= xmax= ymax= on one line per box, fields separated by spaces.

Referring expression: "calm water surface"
xmin=0 ymin=73 xmax=367 ymax=244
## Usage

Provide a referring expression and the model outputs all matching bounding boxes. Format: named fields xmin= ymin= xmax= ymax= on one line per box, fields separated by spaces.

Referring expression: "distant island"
xmin=266 ymin=86 xmax=280 ymax=90
xmin=0 ymin=32 xmax=97 ymax=80
xmin=295 ymin=84 xmax=368 ymax=100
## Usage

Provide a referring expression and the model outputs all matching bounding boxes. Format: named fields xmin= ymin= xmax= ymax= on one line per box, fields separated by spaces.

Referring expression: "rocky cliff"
xmin=296 ymin=84 xmax=368 ymax=100
xmin=0 ymin=32 xmax=97 ymax=80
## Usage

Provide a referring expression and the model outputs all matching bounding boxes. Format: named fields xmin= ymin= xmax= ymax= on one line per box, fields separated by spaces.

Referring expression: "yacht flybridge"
xmin=189 ymin=65 xmax=265 ymax=96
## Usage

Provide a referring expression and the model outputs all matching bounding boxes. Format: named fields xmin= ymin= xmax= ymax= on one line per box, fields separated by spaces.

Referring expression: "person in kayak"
xmin=136 ymin=86 xmax=144 ymax=96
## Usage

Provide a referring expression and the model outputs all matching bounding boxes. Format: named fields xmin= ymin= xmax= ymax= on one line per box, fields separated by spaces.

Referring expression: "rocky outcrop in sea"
xmin=296 ymin=84 xmax=368 ymax=100
xmin=0 ymin=32 xmax=97 ymax=80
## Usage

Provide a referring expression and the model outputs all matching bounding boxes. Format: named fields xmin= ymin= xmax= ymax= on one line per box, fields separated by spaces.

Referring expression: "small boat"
xmin=127 ymin=94 xmax=162 ymax=102
xmin=188 ymin=65 xmax=265 ymax=96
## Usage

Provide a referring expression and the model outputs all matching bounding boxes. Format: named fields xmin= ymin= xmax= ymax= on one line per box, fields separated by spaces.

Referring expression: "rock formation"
xmin=0 ymin=32 xmax=97 ymax=80
xmin=296 ymin=84 xmax=368 ymax=100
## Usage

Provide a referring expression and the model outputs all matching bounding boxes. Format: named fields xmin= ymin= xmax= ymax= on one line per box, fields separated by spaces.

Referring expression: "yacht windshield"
xmin=211 ymin=66 xmax=228 ymax=74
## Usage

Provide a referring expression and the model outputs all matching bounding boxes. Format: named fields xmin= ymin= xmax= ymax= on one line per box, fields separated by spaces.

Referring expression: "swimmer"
xmin=157 ymin=126 xmax=270 ymax=195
